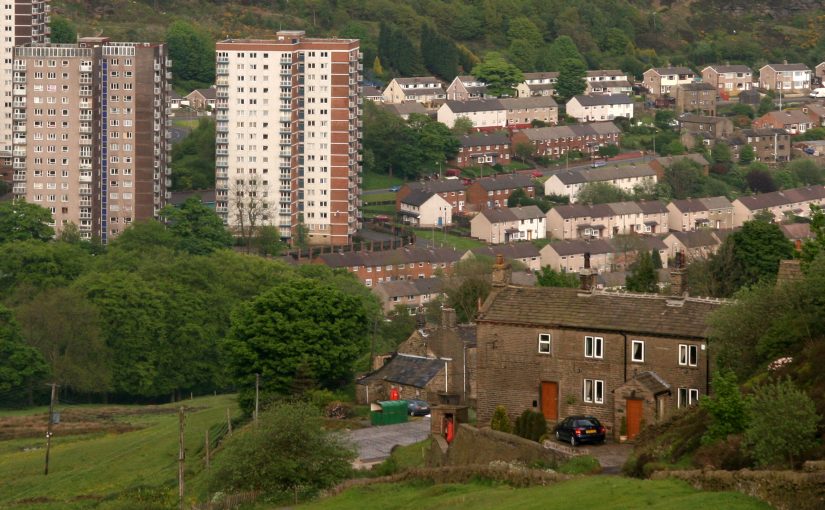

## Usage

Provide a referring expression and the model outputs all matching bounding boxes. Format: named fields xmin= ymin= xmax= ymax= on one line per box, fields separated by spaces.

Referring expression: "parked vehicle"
xmin=531 ymin=170 xmax=543 ymax=178
xmin=388 ymin=185 xmax=401 ymax=192
xmin=591 ymin=159 xmax=607 ymax=168
xmin=554 ymin=415 xmax=606 ymax=446
xmin=407 ymin=399 xmax=431 ymax=416
xmin=810 ymin=88 xmax=825 ymax=98
xmin=804 ymin=146 xmax=816 ymax=155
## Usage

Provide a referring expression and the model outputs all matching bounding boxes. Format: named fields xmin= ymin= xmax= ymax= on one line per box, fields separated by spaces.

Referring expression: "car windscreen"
xmin=574 ymin=419 xmax=599 ymax=427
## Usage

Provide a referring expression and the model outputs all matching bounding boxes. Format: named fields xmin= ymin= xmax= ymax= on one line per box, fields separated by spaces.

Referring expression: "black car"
xmin=554 ymin=416 xmax=606 ymax=446
xmin=407 ymin=399 xmax=430 ymax=416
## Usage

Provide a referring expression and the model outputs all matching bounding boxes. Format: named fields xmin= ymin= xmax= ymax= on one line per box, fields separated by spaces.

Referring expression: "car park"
xmin=554 ymin=415 xmax=606 ymax=446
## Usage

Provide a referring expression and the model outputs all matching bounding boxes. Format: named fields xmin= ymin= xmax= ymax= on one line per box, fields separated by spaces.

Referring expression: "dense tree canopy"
xmin=165 ymin=21 xmax=215 ymax=90
xmin=0 ymin=306 xmax=48 ymax=405
xmin=170 ymin=118 xmax=216 ymax=191
xmin=472 ymin=52 xmax=524 ymax=97
xmin=0 ymin=201 xmax=54 ymax=243
xmin=160 ymin=197 xmax=233 ymax=255
xmin=50 ymin=16 xmax=77 ymax=44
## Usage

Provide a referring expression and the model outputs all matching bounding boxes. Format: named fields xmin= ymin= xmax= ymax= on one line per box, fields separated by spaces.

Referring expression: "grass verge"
xmin=413 ymin=229 xmax=484 ymax=251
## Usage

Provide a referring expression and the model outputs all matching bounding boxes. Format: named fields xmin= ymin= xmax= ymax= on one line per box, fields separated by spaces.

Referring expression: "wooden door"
xmin=541 ymin=381 xmax=558 ymax=420
xmin=626 ymin=398 xmax=643 ymax=439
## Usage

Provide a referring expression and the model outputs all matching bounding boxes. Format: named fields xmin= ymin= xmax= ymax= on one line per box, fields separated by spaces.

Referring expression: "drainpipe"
xmin=462 ymin=343 xmax=467 ymax=403
xmin=705 ymin=342 xmax=711 ymax=397
xmin=445 ymin=361 xmax=449 ymax=392
xmin=622 ymin=331 xmax=629 ymax=382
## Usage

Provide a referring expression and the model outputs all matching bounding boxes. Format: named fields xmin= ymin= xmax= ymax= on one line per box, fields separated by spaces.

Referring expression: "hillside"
xmin=52 ymin=0 xmax=825 ymax=82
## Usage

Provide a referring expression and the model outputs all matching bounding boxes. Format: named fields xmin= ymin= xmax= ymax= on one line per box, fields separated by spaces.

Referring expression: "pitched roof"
xmin=381 ymin=102 xmax=428 ymax=116
xmin=478 ymin=286 xmax=721 ymax=339
xmin=359 ymin=353 xmax=445 ymax=388
xmin=510 ymin=205 xmax=545 ymax=220
xmin=636 ymin=200 xmax=669 ymax=214
xmin=549 ymin=203 xmax=594 ymax=219
xmin=762 ymin=63 xmax=810 ymax=72
xmin=406 ymin=179 xmax=466 ymax=194
xmin=678 ymin=82 xmax=716 ymax=91
xmin=586 ymin=69 xmax=626 ymax=78
xmin=570 ymin=94 xmax=633 ymax=107
xmin=652 ymin=153 xmax=710 ymax=168
xmin=679 ymin=113 xmax=728 ymax=124
xmin=780 ymin=222 xmax=813 ymax=241
xmin=189 ymin=88 xmax=216 ymax=99
xmin=474 ymin=173 xmax=534 ymax=191
xmin=317 ymin=246 xmax=463 ymax=268
xmin=401 ymin=189 xmax=438 ymax=207
xmin=477 ymin=207 xmax=517 ymax=223
xmin=523 ymin=72 xmax=559 ymax=81
xmin=444 ymin=99 xmax=504 ymax=113
xmin=471 ymin=242 xmax=541 ymax=260
xmin=667 ymin=230 xmax=722 ymax=248
xmin=552 ymin=163 xmax=656 ymax=185
xmin=499 ymin=96 xmax=558 ymax=109
xmin=757 ymin=110 xmax=812 ymax=126
xmin=518 ymin=122 xmax=620 ymax=142
xmin=362 ymin=85 xmax=384 ymax=97
xmin=633 ymin=371 xmax=671 ymax=395
xmin=544 ymin=238 xmax=615 ymax=256
xmin=373 ymin=278 xmax=444 ymax=299
xmin=459 ymin=132 xmax=510 ymax=148
xmin=394 ymin=76 xmax=443 ymax=86
xmin=704 ymin=64 xmax=752 ymax=74
xmin=669 ymin=196 xmax=732 ymax=213
xmin=648 ymin=67 xmax=694 ymax=76
xmin=734 ymin=186 xmax=825 ymax=211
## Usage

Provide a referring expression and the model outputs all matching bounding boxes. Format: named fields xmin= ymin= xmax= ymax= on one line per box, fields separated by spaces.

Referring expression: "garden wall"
xmin=427 ymin=424 xmax=568 ymax=467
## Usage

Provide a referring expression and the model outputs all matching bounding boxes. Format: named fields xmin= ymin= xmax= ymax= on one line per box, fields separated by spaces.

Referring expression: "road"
xmin=347 ymin=418 xmax=431 ymax=464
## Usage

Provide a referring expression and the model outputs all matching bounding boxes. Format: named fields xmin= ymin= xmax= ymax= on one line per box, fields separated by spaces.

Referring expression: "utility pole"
xmin=226 ymin=408 xmax=232 ymax=436
xmin=204 ymin=429 xmax=210 ymax=472
xmin=178 ymin=407 xmax=185 ymax=510
xmin=254 ymin=373 xmax=260 ymax=425
xmin=44 ymin=382 xmax=58 ymax=475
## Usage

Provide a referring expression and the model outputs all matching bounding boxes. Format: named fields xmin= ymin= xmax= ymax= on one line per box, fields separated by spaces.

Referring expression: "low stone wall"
xmin=651 ymin=468 xmax=825 ymax=510
xmin=427 ymin=424 xmax=570 ymax=467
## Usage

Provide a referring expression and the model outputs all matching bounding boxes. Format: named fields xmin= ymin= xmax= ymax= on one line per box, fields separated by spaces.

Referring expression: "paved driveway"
xmin=347 ymin=417 xmax=431 ymax=463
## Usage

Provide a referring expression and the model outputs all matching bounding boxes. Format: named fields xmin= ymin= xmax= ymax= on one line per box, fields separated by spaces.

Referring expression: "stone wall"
xmin=651 ymin=468 xmax=825 ymax=510
xmin=427 ymin=423 xmax=568 ymax=467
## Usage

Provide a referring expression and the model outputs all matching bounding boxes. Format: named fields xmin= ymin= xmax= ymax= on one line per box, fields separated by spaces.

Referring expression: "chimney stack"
xmin=578 ymin=252 xmax=597 ymax=294
xmin=441 ymin=307 xmax=457 ymax=329
xmin=415 ymin=306 xmax=427 ymax=329
xmin=670 ymin=251 xmax=686 ymax=297
xmin=491 ymin=253 xmax=511 ymax=287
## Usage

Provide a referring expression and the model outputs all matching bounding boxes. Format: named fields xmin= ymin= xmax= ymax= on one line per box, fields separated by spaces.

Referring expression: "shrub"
xmin=558 ymin=455 xmax=601 ymax=474
xmin=700 ymin=370 xmax=748 ymax=445
xmin=744 ymin=378 xmax=819 ymax=468
xmin=514 ymin=410 xmax=547 ymax=442
xmin=490 ymin=405 xmax=512 ymax=433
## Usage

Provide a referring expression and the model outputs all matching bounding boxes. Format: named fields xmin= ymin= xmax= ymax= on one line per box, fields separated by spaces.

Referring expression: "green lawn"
xmin=301 ymin=478 xmax=771 ymax=510
xmin=363 ymin=192 xmax=397 ymax=204
xmin=172 ymin=118 xmax=200 ymax=129
xmin=413 ymin=229 xmax=484 ymax=251
xmin=0 ymin=395 xmax=240 ymax=508
xmin=362 ymin=204 xmax=396 ymax=218
xmin=363 ymin=171 xmax=404 ymax=191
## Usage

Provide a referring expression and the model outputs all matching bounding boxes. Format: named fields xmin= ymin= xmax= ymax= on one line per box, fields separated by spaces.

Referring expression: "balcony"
xmin=78 ymin=186 xmax=92 ymax=195
xmin=154 ymin=63 xmax=161 ymax=71
xmin=12 ymin=186 xmax=26 ymax=194
xmin=79 ymin=174 xmax=92 ymax=182
xmin=79 ymin=101 xmax=91 ymax=110
xmin=13 ymin=87 xmax=26 ymax=96
xmin=13 ymin=63 xmax=25 ymax=71
xmin=80 ymin=64 xmax=92 ymax=72
xmin=12 ymin=161 xmax=25 ymax=170
xmin=13 ymin=75 xmax=25 ymax=83
xmin=79 ymin=162 xmax=92 ymax=170
xmin=13 ymin=125 xmax=25 ymax=133
xmin=79 ymin=113 xmax=92 ymax=121
xmin=12 ymin=148 xmax=25 ymax=157
xmin=216 ymin=148 xmax=228 ymax=156
xmin=79 ymin=126 xmax=92 ymax=134
xmin=79 ymin=138 xmax=91 ymax=145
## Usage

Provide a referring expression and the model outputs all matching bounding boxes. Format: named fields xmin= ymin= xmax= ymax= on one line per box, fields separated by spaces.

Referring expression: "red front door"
xmin=541 ymin=381 xmax=558 ymax=420
xmin=626 ymin=399 xmax=643 ymax=439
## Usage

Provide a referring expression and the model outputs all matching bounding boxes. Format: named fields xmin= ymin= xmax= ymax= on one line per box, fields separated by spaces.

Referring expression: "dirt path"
xmin=588 ymin=442 xmax=634 ymax=474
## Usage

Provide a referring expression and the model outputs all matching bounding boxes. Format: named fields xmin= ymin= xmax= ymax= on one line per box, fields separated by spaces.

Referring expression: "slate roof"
xmin=406 ymin=179 xmax=466 ymax=194
xmin=704 ymin=64 xmax=752 ymax=74
xmin=499 ymin=96 xmax=558 ymax=109
xmin=169 ymin=189 xmax=216 ymax=206
xmin=401 ymin=189 xmax=438 ymax=207
xmin=763 ymin=63 xmax=810 ymax=72
xmin=780 ymin=222 xmax=813 ymax=241
xmin=552 ymin=164 xmax=656 ymax=185
xmin=459 ymin=132 xmax=510 ymax=148
xmin=317 ymin=246 xmax=463 ymax=268
xmin=362 ymin=85 xmax=383 ymax=98
xmin=359 ymin=354 xmax=445 ymax=388
xmin=679 ymin=113 xmax=728 ymax=124
xmin=649 ymin=67 xmax=694 ymax=76
xmin=571 ymin=94 xmax=633 ymax=107
xmin=544 ymin=238 xmax=615 ymax=256
xmin=478 ymin=286 xmax=721 ymax=339
xmin=523 ymin=72 xmax=559 ymax=82
xmin=549 ymin=204 xmax=595 ymax=219
xmin=634 ymin=371 xmax=671 ymax=395
xmin=373 ymin=278 xmax=444 ymax=299
xmin=474 ymin=173 xmax=534 ymax=191
xmin=652 ymin=153 xmax=710 ymax=168
xmin=519 ymin=122 xmax=620 ymax=142
xmin=670 ymin=196 xmax=733 ymax=213
xmin=471 ymin=242 xmax=541 ymax=260
xmin=586 ymin=69 xmax=626 ymax=78
xmin=395 ymin=76 xmax=443 ymax=87
xmin=734 ymin=186 xmax=825 ymax=211
xmin=190 ymin=88 xmax=216 ymax=99
xmin=636 ymin=200 xmax=669 ymax=214
xmin=382 ymin=102 xmax=428 ymax=116
xmin=444 ymin=99 xmax=504 ymax=113
xmin=678 ymin=82 xmax=716 ymax=92
xmin=510 ymin=205 xmax=545 ymax=220
xmin=666 ymin=230 xmax=722 ymax=248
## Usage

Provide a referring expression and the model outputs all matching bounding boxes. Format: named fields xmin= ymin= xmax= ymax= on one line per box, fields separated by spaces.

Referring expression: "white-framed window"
xmin=538 ymin=333 xmax=552 ymax=354
xmin=679 ymin=344 xmax=698 ymax=367
xmin=583 ymin=379 xmax=604 ymax=404
xmin=678 ymin=388 xmax=700 ymax=408
xmin=631 ymin=340 xmax=644 ymax=362
xmin=584 ymin=336 xmax=603 ymax=359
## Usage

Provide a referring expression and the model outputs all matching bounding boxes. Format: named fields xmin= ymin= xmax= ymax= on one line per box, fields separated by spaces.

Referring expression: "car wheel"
xmin=570 ymin=435 xmax=577 ymax=447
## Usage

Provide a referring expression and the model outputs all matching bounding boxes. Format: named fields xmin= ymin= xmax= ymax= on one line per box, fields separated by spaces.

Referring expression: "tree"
xmin=372 ymin=56 xmax=384 ymax=76
xmin=0 ymin=305 xmax=48 ymax=405
xmin=165 ymin=21 xmax=215 ymax=89
xmin=378 ymin=22 xmax=423 ymax=76
xmin=50 ymin=16 xmax=77 ymax=44
xmin=490 ymin=405 xmax=512 ymax=433
xmin=0 ymin=200 xmax=54 ymax=243
xmin=508 ymin=38 xmax=539 ymax=72
xmin=544 ymin=35 xmax=585 ymax=70
xmin=711 ymin=142 xmax=732 ymax=169
xmin=700 ymin=370 xmax=747 ymax=445
xmin=451 ymin=117 xmax=474 ymax=136
xmin=801 ymin=205 xmax=825 ymax=267
xmin=663 ymin=159 xmax=705 ymax=200
xmin=575 ymin=182 xmax=629 ymax=204
xmin=651 ymin=249 xmax=663 ymax=269
xmin=408 ymin=113 xmax=460 ymax=168
xmin=170 ymin=118 xmax=215 ymax=191
xmin=514 ymin=141 xmax=535 ymax=162
xmin=441 ymin=256 xmax=494 ymax=323
xmin=254 ymin=225 xmax=285 ymax=257
xmin=787 ymin=159 xmax=824 ymax=186
xmin=420 ymin=24 xmax=459 ymax=81
xmin=0 ymin=240 xmax=92 ymax=297
xmin=745 ymin=378 xmax=819 ymax=467
xmin=554 ymin=58 xmax=586 ymax=102
xmin=230 ymin=178 xmax=268 ymax=252
xmin=625 ymin=251 xmax=658 ymax=293
xmin=207 ymin=402 xmax=355 ymax=499
xmin=16 ymin=288 xmax=113 ymax=395
xmin=745 ymin=168 xmax=777 ymax=193
xmin=757 ymin=95 xmax=775 ymax=116
xmin=738 ymin=144 xmax=756 ymax=165
xmin=160 ymin=196 xmax=233 ymax=255
xmin=472 ymin=52 xmax=524 ymax=97
xmin=654 ymin=110 xmax=677 ymax=130
xmin=536 ymin=266 xmax=579 ymax=287
xmin=225 ymin=278 xmax=369 ymax=414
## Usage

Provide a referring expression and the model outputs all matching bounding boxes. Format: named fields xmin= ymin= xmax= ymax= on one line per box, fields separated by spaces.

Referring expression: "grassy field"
xmin=0 ymin=395 xmax=240 ymax=509
xmin=413 ymin=229 xmax=484 ymax=251
xmin=363 ymin=171 xmax=404 ymax=191
xmin=363 ymin=192 xmax=397 ymax=204
xmin=301 ymin=478 xmax=772 ymax=510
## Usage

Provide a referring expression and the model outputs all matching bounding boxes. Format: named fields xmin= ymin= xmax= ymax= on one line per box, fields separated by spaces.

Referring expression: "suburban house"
xmin=453 ymin=132 xmax=511 ymax=168
xmin=546 ymin=200 xmax=669 ymax=240
xmin=475 ymin=264 xmax=719 ymax=439
xmin=544 ymin=163 xmax=657 ymax=203
xmin=357 ymin=353 xmax=451 ymax=405
xmin=802 ymin=103 xmax=825 ymax=127
xmin=667 ymin=196 xmax=735 ymax=231
xmin=678 ymin=114 xmax=734 ymax=148
xmin=382 ymin=76 xmax=446 ymax=104
xmin=314 ymin=245 xmax=464 ymax=286
xmin=446 ymin=75 xmax=489 ymax=101
xmin=510 ymin=122 xmax=621 ymax=159
xmin=169 ymin=90 xmax=184 ymax=109
xmin=380 ymin=102 xmax=428 ymax=120
xmin=566 ymin=94 xmax=634 ymax=122
xmin=467 ymin=243 xmax=542 ymax=272
xmin=674 ymin=82 xmax=717 ymax=116
xmin=728 ymin=128 xmax=791 ymax=163
xmin=516 ymin=72 xmax=559 ymax=98
xmin=371 ymin=278 xmax=444 ymax=314
xmin=437 ymin=99 xmax=507 ymax=130
xmin=397 ymin=179 xmax=467 ymax=215
xmin=816 ymin=61 xmax=825 ymax=86
xmin=584 ymin=70 xmax=633 ymax=95
xmin=499 ymin=96 xmax=559 ymax=128
xmin=185 ymin=88 xmax=217 ymax=110
xmin=398 ymin=190 xmax=453 ymax=228
xmin=663 ymin=230 xmax=728 ymax=261
xmin=539 ymin=237 xmax=669 ymax=273
xmin=648 ymin=153 xmax=710 ymax=180
xmin=701 ymin=64 xmax=753 ymax=97
xmin=470 ymin=205 xmax=546 ymax=244
xmin=465 ymin=173 xmax=536 ymax=211
xmin=362 ymin=85 xmax=384 ymax=102
xmin=642 ymin=67 xmax=696 ymax=97
xmin=732 ymin=186 xmax=825 ymax=227
xmin=758 ymin=63 xmax=812 ymax=92
xmin=780 ymin=222 xmax=814 ymax=244
xmin=752 ymin=109 xmax=813 ymax=135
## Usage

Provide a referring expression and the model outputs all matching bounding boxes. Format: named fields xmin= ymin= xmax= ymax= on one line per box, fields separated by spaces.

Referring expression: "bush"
xmin=700 ymin=370 xmax=747 ymax=445
xmin=490 ymin=405 xmax=512 ymax=433
xmin=514 ymin=410 xmax=547 ymax=442
xmin=558 ymin=455 xmax=601 ymax=474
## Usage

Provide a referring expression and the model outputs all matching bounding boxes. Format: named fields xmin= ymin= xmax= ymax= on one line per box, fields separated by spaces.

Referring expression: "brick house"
xmin=566 ymin=94 xmax=634 ymax=122
xmin=752 ymin=110 xmax=813 ymax=135
xmin=674 ymin=82 xmax=717 ymax=116
xmin=539 ymin=236 xmax=669 ymax=273
xmin=371 ymin=278 xmax=444 ymax=314
xmin=732 ymin=186 xmax=825 ymax=227
xmin=453 ymin=132 xmax=511 ymax=168
xmin=470 ymin=205 xmax=546 ymax=244
xmin=398 ymin=190 xmax=453 ymax=228
xmin=465 ymin=174 xmax=536 ymax=211
xmin=466 ymin=243 xmax=543 ymax=272
xmin=511 ymin=122 xmax=621 ymax=159
xmin=802 ymin=103 xmax=825 ymax=127
xmin=446 ymin=75 xmax=489 ymax=101
xmin=516 ymin=72 xmax=559 ymax=98
xmin=816 ymin=62 xmax=825 ymax=86
xmin=662 ymin=230 xmax=728 ymax=261
xmin=700 ymin=65 xmax=753 ymax=97
xmin=544 ymin=163 xmax=657 ymax=203
xmin=667 ymin=196 xmax=735 ymax=232
xmin=356 ymin=353 xmax=449 ymax=404
xmin=648 ymin=153 xmax=710 ymax=181
xmin=362 ymin=85 xmax=384 ymax=102
xmin=397 ymin=179 xmax=467 ymax=215
xmin=678 ymin=114 xmax=734 ymax=148
xmin=185 ymin=88 xmax=217 ymax=110
xmin=546 ymin=200 xmax=668 ymax=240
xmin=499 ymin=96 xmax=559 ymax=128
xmin=382 ymin=76 xmax=446 ymax=105
xmin=314 ymin=246 xmax=464 ymax=286
xmin=727 ymin=128 xmax=791 ymax=163
xmin=475 ymin=267 xmax=720 ymax=439
xmin=584 ymin=70 xmax=633 ymax=95
xmin=642 ymin=67 xmax=696 ymax=97
xmin=437 ymin=99 xmax=507 ymax=130
xmin=758 ymin=63 xmax=812 ymax=92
